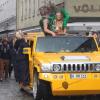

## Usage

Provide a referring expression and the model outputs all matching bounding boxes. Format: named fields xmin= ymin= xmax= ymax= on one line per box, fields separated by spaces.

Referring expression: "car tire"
xmin=33 ymin=70 xmax=51 ymax=100
xmin=33 ymin=71 xmax=42 ymax=100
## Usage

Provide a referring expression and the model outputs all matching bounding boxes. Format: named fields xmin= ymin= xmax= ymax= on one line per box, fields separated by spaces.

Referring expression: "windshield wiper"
xmin=44 ymin=51 xmax=58 ymax=53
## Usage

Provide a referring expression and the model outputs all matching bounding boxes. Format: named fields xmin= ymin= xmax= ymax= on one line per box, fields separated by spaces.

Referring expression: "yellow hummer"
xmin=23 ymin=32 xmax=100 ymax=100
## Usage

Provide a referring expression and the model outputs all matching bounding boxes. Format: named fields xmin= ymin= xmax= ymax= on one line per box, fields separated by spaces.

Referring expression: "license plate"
xmin=70 ymin=74 xmax=87 ymax=79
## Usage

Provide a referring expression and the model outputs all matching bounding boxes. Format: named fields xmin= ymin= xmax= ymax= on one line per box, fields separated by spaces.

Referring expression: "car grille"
xmin=63 ymin=63 xmax=95 ymax=72
xmin=53 ymin=63 xmax=95 ymax=72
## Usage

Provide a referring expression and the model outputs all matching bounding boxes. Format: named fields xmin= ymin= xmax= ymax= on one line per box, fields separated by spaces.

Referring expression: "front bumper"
xmin=39 ymin=73 xmax=100 ymax=96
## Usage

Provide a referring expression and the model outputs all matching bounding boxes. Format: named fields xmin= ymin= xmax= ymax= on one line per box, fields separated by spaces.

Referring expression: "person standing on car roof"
xmin=39 ymin=2 xmax=70 ymax=36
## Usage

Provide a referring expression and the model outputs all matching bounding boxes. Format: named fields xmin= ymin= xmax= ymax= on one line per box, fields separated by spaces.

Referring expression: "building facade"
xmin=16 ymin=0 xmax=63 ymax=30
xmin=0 ymin=0 xmax=16 ymax=32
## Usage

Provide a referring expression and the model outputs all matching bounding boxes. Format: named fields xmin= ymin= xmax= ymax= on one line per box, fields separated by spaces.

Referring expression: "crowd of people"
xmin=0 ymin=32 xmax=30 ymax=87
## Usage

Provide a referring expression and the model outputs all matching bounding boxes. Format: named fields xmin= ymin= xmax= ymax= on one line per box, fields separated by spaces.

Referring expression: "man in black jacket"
xmin=1 ymin=38 xmax=10 ymax=80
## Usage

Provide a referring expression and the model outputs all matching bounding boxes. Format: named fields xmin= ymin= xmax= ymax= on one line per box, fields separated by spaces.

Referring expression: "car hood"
xmin=34 ymin=52 xmax=100 ymax=64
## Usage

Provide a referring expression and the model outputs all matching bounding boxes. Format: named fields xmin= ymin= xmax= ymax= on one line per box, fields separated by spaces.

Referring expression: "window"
xmin=21 ymin=0 xmax=24 ymax=21
xmin=29 ymin=0 xmax=31 ymax=18
xmin=32 ymin=0 xmax=35 ymax=17
xmin=25 ymin=0 xmax=28 ymax=19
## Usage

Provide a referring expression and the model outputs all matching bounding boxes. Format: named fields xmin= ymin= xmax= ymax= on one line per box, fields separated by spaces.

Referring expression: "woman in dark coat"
xmin=14 ymin=33 xmax=29 ymax=86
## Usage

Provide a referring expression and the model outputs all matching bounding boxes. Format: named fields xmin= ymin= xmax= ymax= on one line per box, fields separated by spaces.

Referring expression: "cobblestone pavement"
xmin=0 ymin=76 xmax=33 ymax=100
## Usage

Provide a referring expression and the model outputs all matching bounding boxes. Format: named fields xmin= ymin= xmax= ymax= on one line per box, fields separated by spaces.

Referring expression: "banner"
xmin=65 ymin=0 xmax=100 ymax=17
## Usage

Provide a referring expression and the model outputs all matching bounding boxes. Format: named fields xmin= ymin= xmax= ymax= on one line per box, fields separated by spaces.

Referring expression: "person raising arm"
xmin=43 ymin=18 xmax=56 ymax=36
xmin=43 ymin=9 xmax=70 ymax=36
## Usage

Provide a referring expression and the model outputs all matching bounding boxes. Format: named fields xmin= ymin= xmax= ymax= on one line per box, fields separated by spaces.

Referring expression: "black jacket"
xmin=14 ymin=39 xmax=29 ymax=61
xmin=1 ymin=44 xmax=10 ymax=60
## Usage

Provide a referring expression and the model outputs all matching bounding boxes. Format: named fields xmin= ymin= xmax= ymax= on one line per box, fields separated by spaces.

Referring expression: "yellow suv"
xmin=23 ymin=33 xmax=100 ymax=100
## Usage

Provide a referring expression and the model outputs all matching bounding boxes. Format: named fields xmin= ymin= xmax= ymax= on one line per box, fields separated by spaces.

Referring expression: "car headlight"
xmin=53 ymin=64 xmax=61 ymax=72
xmin=95 ymin=64 xmax=100 ymax=71
xmin=41 ymin=64 xmax=51 ymax=72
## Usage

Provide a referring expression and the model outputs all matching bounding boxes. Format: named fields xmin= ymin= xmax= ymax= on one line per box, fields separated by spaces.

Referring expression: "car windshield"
xmin=36 ymin=37 xmax=98 ymax=53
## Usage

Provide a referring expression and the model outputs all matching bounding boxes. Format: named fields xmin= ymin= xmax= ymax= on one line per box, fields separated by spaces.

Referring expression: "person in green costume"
xmin=39 ymin=3 xmax=70 ymax=36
